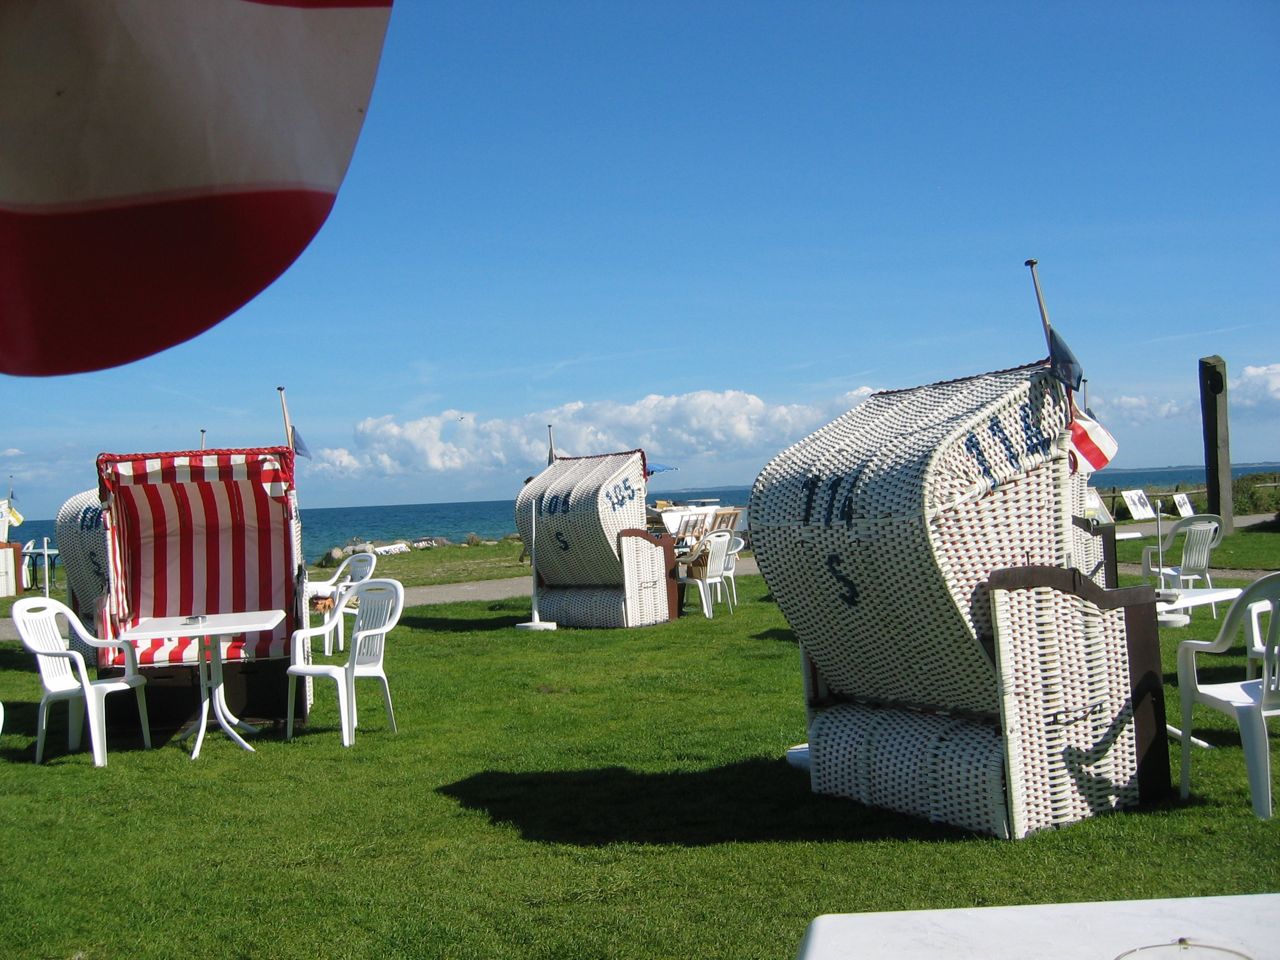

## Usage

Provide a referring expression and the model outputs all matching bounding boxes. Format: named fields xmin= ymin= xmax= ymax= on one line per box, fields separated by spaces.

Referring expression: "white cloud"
xmin=305 ymin=387 xmax=876 ymax=483
xmin=1233 ymin=363 xmax=1280 ymax=409
xmin=0 ymin=448 xmax=22 ymax=457
xmin=1094 ymin=394 xmax=1191 ymax=424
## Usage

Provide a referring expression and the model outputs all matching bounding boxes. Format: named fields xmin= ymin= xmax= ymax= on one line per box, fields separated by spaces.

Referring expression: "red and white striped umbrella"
xmin=0 ymin=0 xmax=392 ymax=376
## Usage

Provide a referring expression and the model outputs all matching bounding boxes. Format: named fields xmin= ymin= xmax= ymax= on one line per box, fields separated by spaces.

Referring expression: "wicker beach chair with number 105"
xmin=515 ymin=450 xmax=678 ymax=628
xmin=751 ymin=362 xmax=1169 ymax=838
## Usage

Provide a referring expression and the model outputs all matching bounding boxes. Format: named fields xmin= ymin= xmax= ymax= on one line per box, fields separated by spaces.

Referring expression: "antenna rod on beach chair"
xmin=278 ymin=386 xmax=294 ymax=449
xmin=1025 ymin=258 xmax=1053 ymax=348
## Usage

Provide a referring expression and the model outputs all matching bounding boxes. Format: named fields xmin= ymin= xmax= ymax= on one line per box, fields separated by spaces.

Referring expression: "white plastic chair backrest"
xmin=1196 ymin=573 xmax=1280 ymax=707
xmin=700 ymin=530 xmax=733 ymax=577
xmin=1166 ymin=514 xmax=1223 ymax=573
xmin=322 ymin=551 xmax=375 ymax=593
xmin=724 ymin=536 xmax=745 ymax=573
xmin=344 ymin=552 xmax=377 ymax=583
xmin=344 ymin=578 xmax=404 ymax=668
xmin=20 ymin=539 xmax=35 ymax=585
xmin=1248 ymin=578 xmax=1280 ymax=712
xmin=1247 ymin=599 xmax=1272 ymax=663
xmin=13 ymin=597 xmax=86 ymax=695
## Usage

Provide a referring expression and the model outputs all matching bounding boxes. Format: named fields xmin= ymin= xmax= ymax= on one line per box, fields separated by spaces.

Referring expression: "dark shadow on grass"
xmin=0 ymin=644 xmax=37 ymax=673
xmin=399 ymin=608 xmax=527 ymax=633
xmin=438 ymin=758 xmax=970 ymax=845
xmin=752 ymin=628 xmax=797 ymax=644
xmin=0 ymin=696 xmax=166 ymax=762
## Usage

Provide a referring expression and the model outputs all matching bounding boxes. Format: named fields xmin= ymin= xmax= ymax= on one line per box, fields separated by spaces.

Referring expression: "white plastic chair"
xmin=1178 ymin=572 xmax=1280 ymax=819
xmin=287 ymin=578 xmax=404 ymax=747
xmin=1245 ymin=599 xmax=1272 ymax=680
xmin=719 ymin=535 xmax=745 ymax=607
xmin=676 ymin=530 xmax=734 ymax=618
xmin=20 ymin=538 xmax=35 ymax=590
xmin=1142 ymin=514 xmax=1224 ymax=614
xmin=305 ymin=551 xmax=376 ymax=655
xmin=12 ymin=596 xmax=152 ymax=767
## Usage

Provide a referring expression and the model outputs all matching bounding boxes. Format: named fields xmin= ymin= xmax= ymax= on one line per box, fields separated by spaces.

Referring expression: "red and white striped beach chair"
xmin=95 ymin=447 xmax=304 ymax=721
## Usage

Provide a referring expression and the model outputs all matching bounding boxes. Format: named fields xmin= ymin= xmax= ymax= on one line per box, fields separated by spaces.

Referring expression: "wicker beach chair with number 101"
xmin=515 ymin=450 xmax=678 ymax=628
xmin=751 ymin=361 xmax=1169 ymax=838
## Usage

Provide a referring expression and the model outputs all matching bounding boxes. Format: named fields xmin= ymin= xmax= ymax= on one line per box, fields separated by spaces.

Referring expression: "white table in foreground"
xmin=119 ymin=610 xmax=284 ymax=759
xmin=795 ymin=894 xmax=1274 ymax=960
xmin=1156 ymin=586 xmax=1243 ymax=627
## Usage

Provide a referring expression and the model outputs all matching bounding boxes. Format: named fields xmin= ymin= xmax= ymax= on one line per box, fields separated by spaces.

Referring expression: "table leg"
xmin=207 ymin=641 xmax=255 ymax=753
xmin=1165 ymin=723 xmax=1212 ymax=749
xmin=186 ymin=647 xmax=214 ymax=759
xmin=214 ymin=683 xmax=260 ymax=734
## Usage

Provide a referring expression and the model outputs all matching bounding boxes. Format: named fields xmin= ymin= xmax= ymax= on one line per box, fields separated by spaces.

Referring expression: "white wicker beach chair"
xmin=751 ymin=362 xmax=1168 ymax=837
xmin=514 ymin=450 xmax=678 ymax=628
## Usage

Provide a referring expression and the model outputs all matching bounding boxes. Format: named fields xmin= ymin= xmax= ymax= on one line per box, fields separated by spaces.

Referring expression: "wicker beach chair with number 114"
xmin=751 ymin=361 xmax=1169 ymax=838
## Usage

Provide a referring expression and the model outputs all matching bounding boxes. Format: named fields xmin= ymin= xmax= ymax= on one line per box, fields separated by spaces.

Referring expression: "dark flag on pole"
xmin=1026 ymin=259 xmax=1084 ymax=391
xmin=1047 ymin=327 xmax=1084 ymax=391
xmin=291 ymin=426 xmax=312 ymax=461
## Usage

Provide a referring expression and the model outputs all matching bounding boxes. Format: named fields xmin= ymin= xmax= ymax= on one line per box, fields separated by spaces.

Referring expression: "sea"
xmin=11 ymin=466 xmax=1276 ymax=565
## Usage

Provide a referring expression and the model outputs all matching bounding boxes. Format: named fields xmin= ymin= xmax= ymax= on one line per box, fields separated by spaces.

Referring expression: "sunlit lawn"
xmin=1 ymin=573 xmax=1277 ymax=959
xmin=1114 ymin=518 xmax=1279 ymax=571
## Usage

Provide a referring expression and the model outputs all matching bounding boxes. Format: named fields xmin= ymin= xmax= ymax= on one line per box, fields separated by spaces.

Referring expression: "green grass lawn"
xmin=312 ymin=538 xmax=530 ymax=587
xmin=1 ymin=574 xmax=1277 ymax=959
xmin=1115 ymin=520 xmax=1279 ymax=571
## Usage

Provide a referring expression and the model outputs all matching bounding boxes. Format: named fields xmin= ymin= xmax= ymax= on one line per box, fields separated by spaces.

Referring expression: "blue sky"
xmin=3 ymin=1 xmax=1278 ymax=520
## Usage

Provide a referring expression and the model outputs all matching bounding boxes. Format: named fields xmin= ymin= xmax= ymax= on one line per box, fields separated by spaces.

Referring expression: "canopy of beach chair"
xmin=0 ymin=1 xmax=392 ymax=375
xmin=95 ymin=447 xmax=302 ymax=667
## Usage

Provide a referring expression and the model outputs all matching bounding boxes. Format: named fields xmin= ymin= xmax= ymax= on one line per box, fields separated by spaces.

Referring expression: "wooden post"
xmin=1198 ymin=355 xmax=1233 ymax=534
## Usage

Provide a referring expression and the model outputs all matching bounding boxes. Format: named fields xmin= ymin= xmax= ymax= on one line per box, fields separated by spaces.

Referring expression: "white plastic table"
xmin=22 ymin=537 xmax=59 ymax=597
xmin=119 ymin=610 xmax=284 ymax=758
xmin=795 ymin=894 xmax=1274 ymax=960
xmin=1156 ymin=586 xmax=1243 ymax=627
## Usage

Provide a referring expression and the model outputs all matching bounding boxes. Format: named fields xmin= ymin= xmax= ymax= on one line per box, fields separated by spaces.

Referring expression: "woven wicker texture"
xmin=515 ymin=452 xmax=647 ymax=589
xmin=620 ymin=532 xmax=672 ymax=627
xmin=751 ymin=363 xmax=1070 ymax=715
xmin=992 ymin=583 xmax=1139 ymax=838
xmin=537 ymin=587 xmax=628 ymax=628
xmin=809 ymin=703 xmax=1010 ymax=837
xmin=515 ymin=451 xmax=672 ymax=628
xmin=754 ymin=362 xmax=1143 ymax=836
xmin=53 ymin=489 xmax=109 ymax=660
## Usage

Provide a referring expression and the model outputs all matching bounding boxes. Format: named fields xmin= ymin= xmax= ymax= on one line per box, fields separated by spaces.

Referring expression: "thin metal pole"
xmin=277 ymin=386 xmax=293 ymax=449
xmin=1025 ymin=258 xmax=1053 ymax=350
